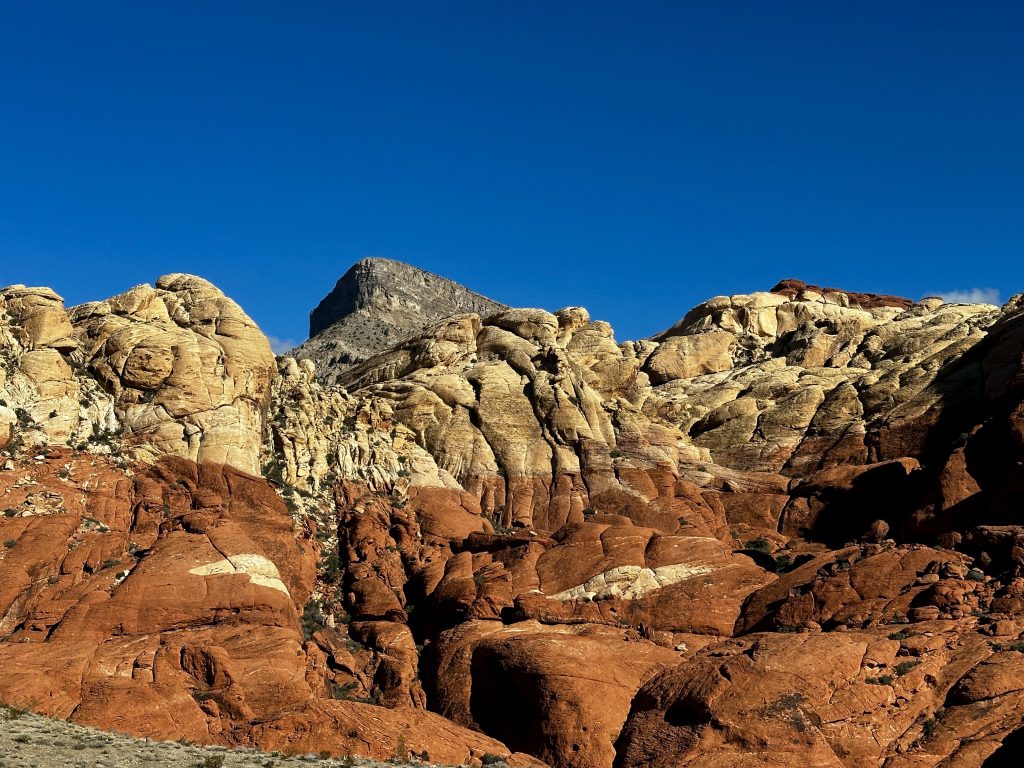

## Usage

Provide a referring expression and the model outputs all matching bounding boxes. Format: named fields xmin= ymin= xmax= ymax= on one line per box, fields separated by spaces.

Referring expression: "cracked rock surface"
xmin=4 ymin=267 xmax=1024 ymax=768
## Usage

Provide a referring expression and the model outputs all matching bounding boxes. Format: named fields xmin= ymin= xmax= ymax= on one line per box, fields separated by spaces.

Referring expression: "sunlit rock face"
xmin=5 ymin=265 xmax=1024 ymax=768
xmin=2 ymin=275 xmax=277 ymax=475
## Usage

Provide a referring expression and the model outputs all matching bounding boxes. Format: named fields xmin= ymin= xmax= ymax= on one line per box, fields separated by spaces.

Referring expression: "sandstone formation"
xmin=4 ymin=264 xmax=1024 ymax=768
xmin=292 ymin=258 xmax=506 ymax=383
xmin=1 ymin=275 xmax=277 ymax=475
xmin=0 ymin=450 xmax=513 ymax=765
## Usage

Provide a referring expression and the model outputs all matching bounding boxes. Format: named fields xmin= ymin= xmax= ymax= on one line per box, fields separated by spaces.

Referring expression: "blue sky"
xmin=1 ymin=2 xmax=1022 ymax=349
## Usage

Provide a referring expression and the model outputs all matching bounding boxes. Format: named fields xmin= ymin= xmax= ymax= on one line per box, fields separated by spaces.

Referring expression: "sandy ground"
xmin=0 ymin=705 xmax=499 ymax=768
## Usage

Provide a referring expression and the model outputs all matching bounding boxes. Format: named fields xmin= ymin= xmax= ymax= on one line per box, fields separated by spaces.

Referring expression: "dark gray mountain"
xmin=290 ymin=257 xmax=506 ymax=383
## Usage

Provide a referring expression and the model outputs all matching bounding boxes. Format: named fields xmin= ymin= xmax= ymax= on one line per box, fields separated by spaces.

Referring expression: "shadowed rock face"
xmin=293 ymin=257 xmax=507 ymax=383
xmin=5 ymin=266 xmax=1024 ymax=768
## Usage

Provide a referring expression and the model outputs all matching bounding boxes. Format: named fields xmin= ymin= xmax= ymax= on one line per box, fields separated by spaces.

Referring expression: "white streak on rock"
xmin=189 ymin=553 xmax=290 ymax=596
xmin=550 ymin=562 xmax=716 ymax=601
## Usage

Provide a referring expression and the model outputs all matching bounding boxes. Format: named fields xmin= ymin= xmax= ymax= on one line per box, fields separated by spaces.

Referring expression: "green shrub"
xmin=745 ymin=538 xmax=771 ymax=554
xmin=391 ymin=735 xmax=409 ymax=762
xmin=609 ymin=449 xmax=622 ymax=458
xmin=320 ymin=550 xmax=340 ymax=583
xmin=482 ymin=755 xmax=507 ymax=766
xmin=330 ymin=682 xmax=359 ymax=700
xmin=866 ymin=675 xmax=895 ymax=685
xmin=301 ymin=598 xmax=326 ymax=640
xmin=3 ymin=539 xmax=16 ymax=549
xmin=895 ymin=660 xmax=920 ymax=676
xmin=0 ymin=703 xmax=26 ymax=720
xmin=922 ymin=708 xmax=945 ymax=738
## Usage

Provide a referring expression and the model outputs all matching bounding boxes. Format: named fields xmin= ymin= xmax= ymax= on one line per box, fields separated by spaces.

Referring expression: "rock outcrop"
xmin=292 ymin=258 xmax=506 ymax=383
xmin=0 ymin=450 xmax=516 ymax=765
xmin=1 ymin=275 xmax=277 ymax=475
xmin=5 ymin=264 xmax=1024 ymax=768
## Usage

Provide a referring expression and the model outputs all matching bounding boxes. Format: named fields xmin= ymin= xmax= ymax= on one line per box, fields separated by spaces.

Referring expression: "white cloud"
xmin=934 ymin=288 xmax=1001 ymax=305
xmin=266 ymin=335 xmax=298 ymax=355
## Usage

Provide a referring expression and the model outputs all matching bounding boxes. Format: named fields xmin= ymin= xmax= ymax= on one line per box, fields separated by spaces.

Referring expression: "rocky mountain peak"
xmin=293 ymin=257 xmax=506 ymax=382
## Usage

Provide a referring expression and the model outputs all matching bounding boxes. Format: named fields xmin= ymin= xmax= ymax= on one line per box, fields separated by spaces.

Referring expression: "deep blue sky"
xmin=2 ymin=2 xmax=1022 ymax=349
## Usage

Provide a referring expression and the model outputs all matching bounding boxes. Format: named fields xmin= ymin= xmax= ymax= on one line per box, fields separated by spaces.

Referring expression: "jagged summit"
xmin=291 ymin=257 xmax=506 ymax=382
xmin=307 ymin=257 xmax=503 ymax=337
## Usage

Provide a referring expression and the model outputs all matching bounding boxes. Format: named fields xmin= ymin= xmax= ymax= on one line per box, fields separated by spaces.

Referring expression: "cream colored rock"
xmin=642 ymin=331 xmax=735 ymax=384
xmin=0 ymin=285 xmax=115 ymax=452
xmin=1 ymin=286 xmax=78 ymax=352
xmin=66 ymin=276 xmax=276 ymax=474
xmin=489 ymin=308 xmax=559 ymax=347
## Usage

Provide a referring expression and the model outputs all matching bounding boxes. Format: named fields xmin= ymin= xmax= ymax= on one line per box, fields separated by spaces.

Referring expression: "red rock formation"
xmin=770 ymin=278 xmax=914 ymax=310
xmin=0 ymin=452 xmax=512 ymax=764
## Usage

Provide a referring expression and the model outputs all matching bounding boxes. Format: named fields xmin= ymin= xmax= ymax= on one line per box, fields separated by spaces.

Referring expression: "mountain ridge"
xmin=291 ymin=257 xmax=507 ymax=383
xmin=2 ymin=268 xmax=1024 ymax=768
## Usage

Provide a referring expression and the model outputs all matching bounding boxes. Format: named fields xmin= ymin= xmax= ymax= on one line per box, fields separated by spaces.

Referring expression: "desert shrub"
xmin=390 ymin=735 xmax=409 ymax=762
xmin=922 ymin=708 xmax=945 ymax=737
xmin=320 ymin=550 xmax=340 ymax=583
xmin=301 ymin=598 xmax=326 ymax=640
xmin=330 ymin=682 xmax=358 ymax=700
xmin=0 ymin=703 xmax=26 ymax=720
xmin=895 ymin=660 xmax=920 ymax=676
xmin=773 ymin=554 xmax=793 ymax=572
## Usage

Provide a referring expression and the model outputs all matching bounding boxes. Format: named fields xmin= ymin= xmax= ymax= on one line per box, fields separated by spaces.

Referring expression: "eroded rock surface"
xmin=1 ymin=275 xmax=277 ymax=475
xmin=5 ymin=266 xmax=1024 ymax=768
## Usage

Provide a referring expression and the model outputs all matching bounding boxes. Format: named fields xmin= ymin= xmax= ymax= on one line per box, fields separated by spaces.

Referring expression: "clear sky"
xmin=1 ymin=2 xmax=1022 ymax=350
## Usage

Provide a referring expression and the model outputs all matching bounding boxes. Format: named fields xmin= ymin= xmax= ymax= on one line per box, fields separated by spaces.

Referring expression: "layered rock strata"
xmin=4 ymin=267 xmax=1024 ymax=768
